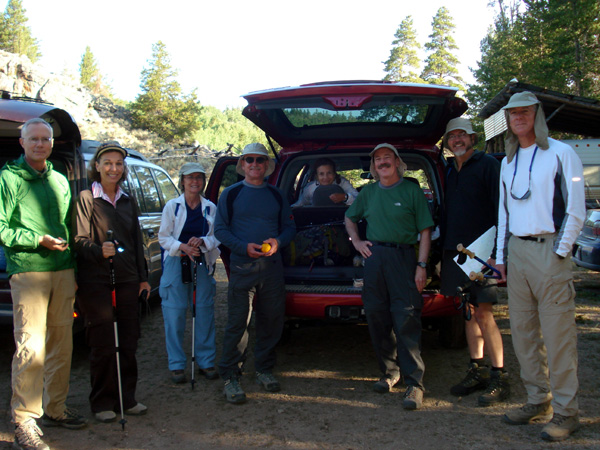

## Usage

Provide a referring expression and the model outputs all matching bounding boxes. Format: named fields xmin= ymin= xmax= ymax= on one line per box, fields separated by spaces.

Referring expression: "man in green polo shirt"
xmin=345 ymin=143 xmax=433 ymax=410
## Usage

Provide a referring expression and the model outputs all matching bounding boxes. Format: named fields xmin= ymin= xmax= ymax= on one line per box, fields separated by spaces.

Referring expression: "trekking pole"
xmin=456 ymin=243 xmax=501 ymax=279
xmin=190 ymin=254 xmax=198 ymax=391
xmin=107 ymin=230 xmax=127 ymax=430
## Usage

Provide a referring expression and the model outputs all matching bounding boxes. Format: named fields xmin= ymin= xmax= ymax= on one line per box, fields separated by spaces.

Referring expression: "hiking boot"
xmin=503 ymin=401 xmax=553 ymax=425
xmin=95 ymin=411 xmax=117 ymax=423
xmin=478 ymin=370 xmax=510 ymax=406
xmin=41 ymin=407 xmax=87 ymax=429
xmin=402 ymin=385 xmax=424 ymax=410
xmin=541 ymin=413 xmax=581 ymax=441
xmin=256 ymin=371 xmax=281 ymax=392
xmin=450 ymin=362 xmax=490 ymax=396
xmin=373 ymin=374 xmax=400 ymax=393
xmin=199 ymin=367 xmax=219 ymax=380
xmin=171 ymin=369 xmax=186 ymax=384
xmin=224 ymin=377 xmax=246 ymax=404
xmin=124 ymin=403 xmax=147 ymax=416
xmin=13 ymin=420 xmax=49 ymax=450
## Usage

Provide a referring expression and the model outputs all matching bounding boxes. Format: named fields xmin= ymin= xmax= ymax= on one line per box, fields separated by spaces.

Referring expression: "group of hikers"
xmin=1 ymin=90 xmax=586 ymax=450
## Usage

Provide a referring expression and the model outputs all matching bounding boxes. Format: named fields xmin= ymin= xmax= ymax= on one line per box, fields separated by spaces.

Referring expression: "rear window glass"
xmin=283 ymin=104 xmax=429 ymax=128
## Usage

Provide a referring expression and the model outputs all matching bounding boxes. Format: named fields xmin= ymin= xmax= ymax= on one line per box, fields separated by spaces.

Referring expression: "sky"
xmin=4 ymin=0 xmax=498 ymax=110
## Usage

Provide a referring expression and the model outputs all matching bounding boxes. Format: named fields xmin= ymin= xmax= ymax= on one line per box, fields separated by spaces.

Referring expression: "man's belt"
xmin=517 ymin=236 xmax=546 ymax=243
xmin=371 ymin=241 xmax=413 ymax=249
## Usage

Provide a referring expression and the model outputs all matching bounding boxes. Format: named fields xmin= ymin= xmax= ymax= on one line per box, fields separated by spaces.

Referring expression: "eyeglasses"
xmin=26 ymin=137 xmax=52 ymax=144
xmin=447 ymin=133 xmax=468 ymax=141
xmin=510 ymin=146 xmax=538 ymax=200
xmin=244 ymin=156 xmax=267 ymax=164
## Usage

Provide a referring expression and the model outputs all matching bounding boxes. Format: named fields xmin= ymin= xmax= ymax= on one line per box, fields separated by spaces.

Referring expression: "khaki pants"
xmin=10 ymin=269 xmax=76 ymax=424
xmin=507 ymin=234 xmax=579 ymax=416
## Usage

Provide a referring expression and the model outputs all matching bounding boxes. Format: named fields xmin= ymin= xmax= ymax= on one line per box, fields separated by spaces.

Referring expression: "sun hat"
xmin=501 ymin=91 xmax=540 ymax=110
xmin=179 ymin=162 xmax=206 ymax=176
xmin=369 ymin=143 xmax=407 ymax=180
xmin=235 ymin=143 xmax=275 ymax=177
xmin=94 ymin=142 xmax=128 ymax=160
xmin=443 ymin=117 xmax=478 ymax=148
xmin=502 ymin=91 xmax=549 ymax=163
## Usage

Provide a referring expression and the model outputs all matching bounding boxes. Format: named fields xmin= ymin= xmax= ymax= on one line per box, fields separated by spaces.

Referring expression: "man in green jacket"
xmin=0 ymin=118 xmax=86 ymax=450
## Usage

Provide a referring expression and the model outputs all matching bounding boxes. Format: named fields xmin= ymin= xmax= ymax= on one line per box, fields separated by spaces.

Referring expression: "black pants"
xmin=362 ymin=245 xmax=425 ymax=389
xmin=218 ymin=257 xmax=285 ymax=379
xmin=78 ymin=282 xmax=140 ymax=413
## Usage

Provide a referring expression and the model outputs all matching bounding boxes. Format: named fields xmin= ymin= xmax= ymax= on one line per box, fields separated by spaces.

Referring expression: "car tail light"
xmin=593 ymin=221 xmax=600 ymax=236
xmin=73 ymin=311 xmax=79 ymax=319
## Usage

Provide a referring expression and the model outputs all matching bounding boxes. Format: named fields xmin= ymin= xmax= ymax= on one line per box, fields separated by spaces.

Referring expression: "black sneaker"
xmin=450 ymin=362 xmax=490 ymax=396
xmin=41 ymin=407 xmax=87 ymax=429
xmin=478 ymin=370 xmax=510 ymax=406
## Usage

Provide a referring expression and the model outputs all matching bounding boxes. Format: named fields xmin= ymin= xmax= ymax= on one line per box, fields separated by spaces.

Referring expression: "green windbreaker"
xmin=0 ymin=155 xmax=74 ymax=275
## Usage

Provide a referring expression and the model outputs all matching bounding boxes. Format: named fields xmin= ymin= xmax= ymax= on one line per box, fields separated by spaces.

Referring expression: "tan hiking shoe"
xmin=541 ymin=413 xmax=581 ymax=441
xmin=402 ymin=385 xmax=424 ymax=410
xmin=373 ymin=373 xmax=401 ymax=393
xmin=14 ymin=420 xmax=49 ymax=450
xmin=503 ymin=401 xmax=553 ymax=425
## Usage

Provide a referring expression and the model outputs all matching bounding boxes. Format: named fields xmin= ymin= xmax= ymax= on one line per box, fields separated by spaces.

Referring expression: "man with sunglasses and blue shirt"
xmin=494 ymin=92 xmax=585 ymax=442
xmin=215 ymin=143 xmax=296 ymax=404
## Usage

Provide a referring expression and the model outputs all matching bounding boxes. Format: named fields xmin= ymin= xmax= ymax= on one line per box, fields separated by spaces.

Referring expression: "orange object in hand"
xmin=261 ymin=243 xmax=272 ymax=253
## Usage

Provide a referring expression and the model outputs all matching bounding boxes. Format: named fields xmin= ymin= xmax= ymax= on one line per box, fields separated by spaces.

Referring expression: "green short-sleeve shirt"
xmin=345 ymin=179 xmax=434 ymax=245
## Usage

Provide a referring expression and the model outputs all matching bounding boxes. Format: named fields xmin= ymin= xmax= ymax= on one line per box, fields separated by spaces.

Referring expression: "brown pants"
xmin=10 ymin=269 xmax=76 ymax=424
xmin=507 ymin=234 xmax=579 ymax=416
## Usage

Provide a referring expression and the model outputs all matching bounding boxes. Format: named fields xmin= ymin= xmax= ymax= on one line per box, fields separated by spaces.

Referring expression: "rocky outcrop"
xmin=0 ymin=50 xmax=158 ymax=151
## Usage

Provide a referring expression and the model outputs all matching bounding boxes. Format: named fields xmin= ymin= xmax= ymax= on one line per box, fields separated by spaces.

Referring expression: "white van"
xmin=563 ymin=139 xmax=600 ymax=209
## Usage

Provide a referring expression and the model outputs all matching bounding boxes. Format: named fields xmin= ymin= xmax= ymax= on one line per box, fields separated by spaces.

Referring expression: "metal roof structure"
xmin=479 ymin=80 xmax=600 ymax=140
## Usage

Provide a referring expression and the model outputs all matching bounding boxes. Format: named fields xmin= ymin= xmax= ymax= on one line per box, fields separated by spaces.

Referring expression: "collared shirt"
xmin=496 ymin=138 xmax=585 ymax=260
xmin=91 ymin=181 xmax=128 ymax=207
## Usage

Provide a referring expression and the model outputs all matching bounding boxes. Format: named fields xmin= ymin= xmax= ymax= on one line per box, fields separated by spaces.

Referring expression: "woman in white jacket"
xmin=158 ymin=162 xmax=220 ymax=383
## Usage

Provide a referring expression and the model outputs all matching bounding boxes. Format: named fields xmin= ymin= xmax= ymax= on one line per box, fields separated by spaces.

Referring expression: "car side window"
xmin=126 ymin=167 xmax=145 ymax=213
xmin=153 ymin=169 xmax=179 ymax=205
xmin=132 ymin=166 xmax=162 ymax=213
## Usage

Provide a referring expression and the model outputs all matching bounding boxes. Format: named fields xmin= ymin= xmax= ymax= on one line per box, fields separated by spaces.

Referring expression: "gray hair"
xmin=21 ymin=118 xmax=53 ymax=138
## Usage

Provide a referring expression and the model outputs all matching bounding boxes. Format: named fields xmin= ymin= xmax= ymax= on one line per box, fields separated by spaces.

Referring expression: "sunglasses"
xmin=244 ymin=156 xmax=267 ymax=164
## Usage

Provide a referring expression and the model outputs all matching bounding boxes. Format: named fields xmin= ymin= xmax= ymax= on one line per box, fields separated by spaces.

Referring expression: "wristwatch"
xmin=416 ymin=261 xmax=427 ymax=269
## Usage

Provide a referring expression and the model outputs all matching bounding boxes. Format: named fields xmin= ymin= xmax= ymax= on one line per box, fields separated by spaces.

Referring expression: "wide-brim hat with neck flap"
xmin=502 ymin=91 xmax=549 ymax=163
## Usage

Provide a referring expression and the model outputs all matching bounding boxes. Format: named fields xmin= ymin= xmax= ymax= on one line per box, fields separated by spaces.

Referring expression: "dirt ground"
xmin=1 ymin=261 xmax=599 ymax=450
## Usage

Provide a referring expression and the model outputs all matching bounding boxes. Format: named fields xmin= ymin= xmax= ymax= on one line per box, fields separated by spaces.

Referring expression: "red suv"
xmin=206 ymin=80 xmax=468 ymax=346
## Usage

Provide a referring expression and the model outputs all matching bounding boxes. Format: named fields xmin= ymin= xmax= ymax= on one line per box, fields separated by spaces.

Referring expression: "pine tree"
xmin=468 ymin=0 xmax=600 ymax=110
xmin=80 ymin=46 xmax=100 ymax=90
xmin=383 ymin=16 xmax=422 ymax=83
xmin=420 ymin=7 xmax=464 ymax=90
xmin=0 ymin=0 xmax=40 ymax=62
xmin=130 ymin=41 xmax=202 ymax=143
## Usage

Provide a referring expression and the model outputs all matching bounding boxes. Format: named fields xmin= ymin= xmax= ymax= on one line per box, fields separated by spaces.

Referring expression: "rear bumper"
xmin=284 ymin=286 xmax=460 ymax=321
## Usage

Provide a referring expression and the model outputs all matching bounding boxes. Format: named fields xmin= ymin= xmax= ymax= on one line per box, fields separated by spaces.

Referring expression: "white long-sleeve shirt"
xmin=158 ymin=194 xmax=220 ymax=267
xmin=496 ymin=138 xmax=585 ymax=261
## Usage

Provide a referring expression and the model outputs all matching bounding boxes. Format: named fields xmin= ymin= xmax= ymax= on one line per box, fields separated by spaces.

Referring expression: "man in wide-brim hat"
xmin=494 ymin=91 xmax=585 ymax=442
